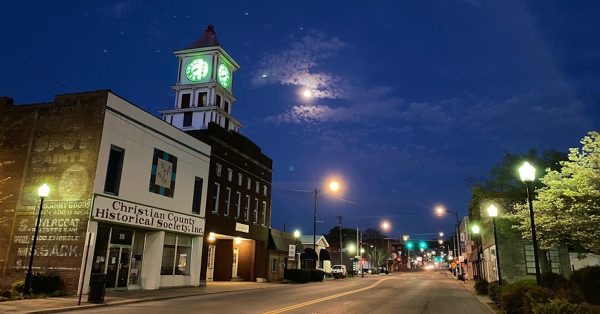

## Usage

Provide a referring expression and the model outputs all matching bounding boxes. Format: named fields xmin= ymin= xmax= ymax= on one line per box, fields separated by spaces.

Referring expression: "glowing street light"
xmin=487 ymin=204 xmax=503 ymax=285
xmin=293 ymin=230 xmax=301 ymax=240
xmin=24 ymin=184 xmax=50 ymax=295
xmin=519 ymin=161 xmax=541 ymax=286
xmin=380 ymin=220 xmax=391 ymax=231
xmin=402 ymin=235 xmax=409 ymax=241
xmin=313 ymin=177 xmax=344 ymax=252
xmin=471 ymin=224 xmax=480 ymax=235
xmin=439 ymin=232 xmax=444 ymax=237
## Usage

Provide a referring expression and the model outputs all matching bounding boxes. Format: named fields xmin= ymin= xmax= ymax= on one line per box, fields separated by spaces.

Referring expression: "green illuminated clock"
xmin=185 ymin=57 xmax=209 ymax=82
xmin=217 ymin=63 xmax=231 ymax=88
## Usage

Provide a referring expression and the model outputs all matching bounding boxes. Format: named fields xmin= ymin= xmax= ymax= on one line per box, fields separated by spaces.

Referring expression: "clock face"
xmin=217 ymin=63 xmax=231 ymax=88
xmin=185 ymin=58 xmax=209 ymax=82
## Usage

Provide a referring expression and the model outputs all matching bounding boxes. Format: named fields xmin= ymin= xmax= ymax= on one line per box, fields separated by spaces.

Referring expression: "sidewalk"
xmin=0 ymin=281 xmax=280 ymax=314
xmin=444 ymin=272 xmax=501 ymax=314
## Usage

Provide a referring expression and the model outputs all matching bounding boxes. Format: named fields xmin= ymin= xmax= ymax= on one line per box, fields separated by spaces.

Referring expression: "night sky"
xmin=2 ymin=1 xmax=599 ymax=240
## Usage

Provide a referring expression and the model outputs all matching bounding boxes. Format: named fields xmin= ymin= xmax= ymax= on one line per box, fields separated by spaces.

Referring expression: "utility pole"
xmin=336 ymin=216 xmax=343 ymax=265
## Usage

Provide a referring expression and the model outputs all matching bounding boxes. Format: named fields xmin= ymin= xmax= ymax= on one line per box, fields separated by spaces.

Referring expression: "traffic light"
xmin=406 ymin=241 xmax=414 ymax=249
xmin=418 ymin=241 xmax=427 ymax=250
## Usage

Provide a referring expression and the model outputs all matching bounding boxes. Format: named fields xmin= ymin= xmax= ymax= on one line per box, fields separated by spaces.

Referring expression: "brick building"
xmin=0 ymin=91 xmax=210 ymax=292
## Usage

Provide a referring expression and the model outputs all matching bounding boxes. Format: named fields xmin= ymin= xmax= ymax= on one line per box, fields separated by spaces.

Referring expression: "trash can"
xmin=88 ymin=273 xmax=107 ymax=304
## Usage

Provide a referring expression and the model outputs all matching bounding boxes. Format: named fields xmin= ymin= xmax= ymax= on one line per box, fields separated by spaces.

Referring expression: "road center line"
xmin=262 ymin=278 xmax=395 ymax=314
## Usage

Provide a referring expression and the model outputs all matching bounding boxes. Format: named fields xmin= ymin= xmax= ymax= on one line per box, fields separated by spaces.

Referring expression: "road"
xmin=69 ymin=270 xmax=491 ymax=314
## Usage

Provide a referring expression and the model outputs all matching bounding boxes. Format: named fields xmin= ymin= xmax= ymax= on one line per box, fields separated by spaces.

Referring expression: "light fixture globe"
xmin=519 ymin=161 xmax=536 ymax=182
xmin=471 ymin=225 xmax=480 ymax=234
xmin=38 ymin=184 xmax=50 ymax=198
xmin=487 ymin=204 xmax=498 ymax=218
xmin=293 ymin=230 xmax=300 ymax=239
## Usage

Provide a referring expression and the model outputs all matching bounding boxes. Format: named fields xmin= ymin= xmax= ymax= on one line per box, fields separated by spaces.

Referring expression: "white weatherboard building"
xmin=80 ymin=91 xmax=211 ymax=292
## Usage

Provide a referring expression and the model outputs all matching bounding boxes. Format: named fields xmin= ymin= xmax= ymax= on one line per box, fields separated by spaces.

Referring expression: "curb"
xmin=27 ymin=286 xmax=273 ymax=314
xmin=454 ymin=279 xmax=500 ymax=314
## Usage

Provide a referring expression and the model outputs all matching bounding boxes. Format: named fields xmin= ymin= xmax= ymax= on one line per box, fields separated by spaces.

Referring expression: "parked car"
xmin=331 ymin=265 xmax=347 ymax=279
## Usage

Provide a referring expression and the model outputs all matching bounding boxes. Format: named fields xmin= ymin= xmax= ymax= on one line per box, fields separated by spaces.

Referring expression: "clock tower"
xmin=161 ymin=25 xmax=242 ymax=132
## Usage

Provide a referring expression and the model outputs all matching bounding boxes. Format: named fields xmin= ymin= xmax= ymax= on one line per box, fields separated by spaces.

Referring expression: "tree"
xmin=511 ymin=132 xmax=600 ymax=253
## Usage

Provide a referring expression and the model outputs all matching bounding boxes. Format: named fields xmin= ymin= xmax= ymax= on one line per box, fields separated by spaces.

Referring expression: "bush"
xmin=11 ymin=280 xmax=24 ymax=294
xmin=532 ymin=298 xmax=590 ymax=314
xmin=310 ymin=269 xmax=325 ymax=282
xmin=30 ymin=272 xmax=61 ymax=295
xmin=488 ymin=281 xmax=502 ymax=305
xmin=0 ymin=289 xmax=12 ymax=298
xmin=284 ymin=269 xmax=310 ymax=283
xmin=523 ymin=286 xmax=555 ymax=314
xmin=499 ymin=280 xmax=537 ymax=314
xmin=540 ymin=272 xmax=568 ymax=291
xmin=474 ymin=279 xmax=489 ymax=295
xmin=570 ymin=266 xmax=600 ymax=305
xmin=555 ymin=287 xmax=585 ymax=304
xmin=284 ymin=269 xmax=325 ymax=283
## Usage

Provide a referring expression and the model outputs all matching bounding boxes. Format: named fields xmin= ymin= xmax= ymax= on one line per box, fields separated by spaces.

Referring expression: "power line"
xmin=0 ymin=47 xmax=73 ymax=92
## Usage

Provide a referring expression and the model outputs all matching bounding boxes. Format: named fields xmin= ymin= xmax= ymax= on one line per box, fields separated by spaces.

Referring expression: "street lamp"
xmin=471 ymin=224 xmax=481 ymax=281
xmin=313 ymin=178 xmax=342 ymax=252
xmin=435 ymin=206 xmax=461 ymax=273
xmin=487 ymin=204 xmax=503 ymax=285
xmin=439 ymin=232 xmax=444 ymax=237
xmin=519 ymin=161 xmax=541 ymax=285
xmin=24 ymin=183 xmax=50 ymax=295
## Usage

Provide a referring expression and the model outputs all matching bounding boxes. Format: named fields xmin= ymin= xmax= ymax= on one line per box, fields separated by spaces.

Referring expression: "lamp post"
xmin=519 ymin=161 xmax=541 ymax=286
xmin=24 ymin=183 xmax=50 ymax=295
xmin=293 ymin=230 xmax=301 ymax=269
xmin=471 ymin=224 xmax=481 ymax=281
xmin=487 ymin=204 xmax=503 ymax=285
xmin=435 ymin=206 xmax=461 ymax=275
xmin=378 ymin=221 xmax=391 ymax=274
xmin=313 ymin=180 xmax=341 ymax=252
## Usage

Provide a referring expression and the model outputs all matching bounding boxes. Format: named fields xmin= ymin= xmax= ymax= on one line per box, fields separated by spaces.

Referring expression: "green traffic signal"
xmin=406 ymin=241 xmax=414 ymax=249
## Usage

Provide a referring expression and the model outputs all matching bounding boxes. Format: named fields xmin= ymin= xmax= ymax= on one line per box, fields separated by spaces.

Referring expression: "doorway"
xmin=106 ymin=245 xmax=131 ymax=288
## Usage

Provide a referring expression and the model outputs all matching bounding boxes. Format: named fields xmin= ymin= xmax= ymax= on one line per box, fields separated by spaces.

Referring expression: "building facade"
xmin=0 ymin=91 xmax=211 ymax=292
xmin=161 ymin=25 xmax=273 ymax=284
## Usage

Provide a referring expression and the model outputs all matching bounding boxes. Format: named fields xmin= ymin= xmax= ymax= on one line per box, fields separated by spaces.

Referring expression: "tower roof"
xmin=186 ymin=24 xmax=221 ymax=49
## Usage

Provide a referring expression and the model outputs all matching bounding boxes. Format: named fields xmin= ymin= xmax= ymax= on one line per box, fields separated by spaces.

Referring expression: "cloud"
xmin=252 ymin=29 xmax=346 ymax=99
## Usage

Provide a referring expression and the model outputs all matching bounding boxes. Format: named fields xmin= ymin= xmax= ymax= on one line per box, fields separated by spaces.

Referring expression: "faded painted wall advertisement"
xmin=0 ymin=92 xmax=105 ymax=290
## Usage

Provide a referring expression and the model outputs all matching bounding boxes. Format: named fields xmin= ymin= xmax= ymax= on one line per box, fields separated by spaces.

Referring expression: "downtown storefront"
xmin=86 ymin=195 xmax=204 ymax=290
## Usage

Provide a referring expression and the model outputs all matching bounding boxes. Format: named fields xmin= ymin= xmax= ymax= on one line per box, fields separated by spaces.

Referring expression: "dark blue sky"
xmin=2 ymin=1 xmax=599 ymax=240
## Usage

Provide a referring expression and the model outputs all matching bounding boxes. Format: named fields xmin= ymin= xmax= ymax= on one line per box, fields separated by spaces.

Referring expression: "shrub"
xmin=30 ymin=272 xmax=62 ymax=295
xmin=555 ymin=287 xmax=584 ymax=304
xmin=523 ymin=286 xmax=555 ymax=314
xmin=540 ymin=272 xmax=568 ymax=291
xmin=0 ymin=289 xmax=12 ymax=298
xmin=474 ymin=279 xmax=489 ymax=295
xmin=488 ymin=281 xmax=502 ymax=305
xmin=310 ymin=269 xmax=325 ymax=282
xmin=10 ymin=280 xmax=24 ymax=294
xmin=499 ymin=280 xmax=537 ymax=314
xmin=284 ymin=269 xmax=310 ymax=283
xmin=570 ymin=266 xmax=600 ymax=305
xmin=532 ymin=298 xmax=590 ymax=314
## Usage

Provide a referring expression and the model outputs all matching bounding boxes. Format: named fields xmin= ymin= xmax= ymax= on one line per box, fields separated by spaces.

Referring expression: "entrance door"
xmin=106 ymin=246 xmax=131 ymax=288
xmin=207 ymin=245 xmax=215 ymax=282
xmin=232 ymin=247 xmax=239 ymax=278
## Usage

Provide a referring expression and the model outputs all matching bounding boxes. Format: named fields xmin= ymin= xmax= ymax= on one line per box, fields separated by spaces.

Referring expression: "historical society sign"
xmin=92 ymin=195 xmax=204 ymax=235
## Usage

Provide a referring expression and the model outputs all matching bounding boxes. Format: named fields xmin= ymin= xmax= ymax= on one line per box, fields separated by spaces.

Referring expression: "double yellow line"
xmin=263 ymin=277 xmax=394 ymax=314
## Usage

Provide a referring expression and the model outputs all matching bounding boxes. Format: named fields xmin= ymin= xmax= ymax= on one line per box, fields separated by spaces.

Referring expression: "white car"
xmin=331 ymin=265 xmax=347 ymax=279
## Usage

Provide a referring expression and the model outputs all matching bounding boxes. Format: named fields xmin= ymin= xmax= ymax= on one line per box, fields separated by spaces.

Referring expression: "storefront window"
xmin=161 ymin=233 xmax=192 ymax=276
xmin=161 ymin=234 xmax=176 ymax=275
xmin=176 ymin=236 xmax=192 ymax=275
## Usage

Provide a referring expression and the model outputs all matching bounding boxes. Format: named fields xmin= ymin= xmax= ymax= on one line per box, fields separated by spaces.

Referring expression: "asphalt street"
xmin=68 ymin=270 xmax=491 ymax=314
